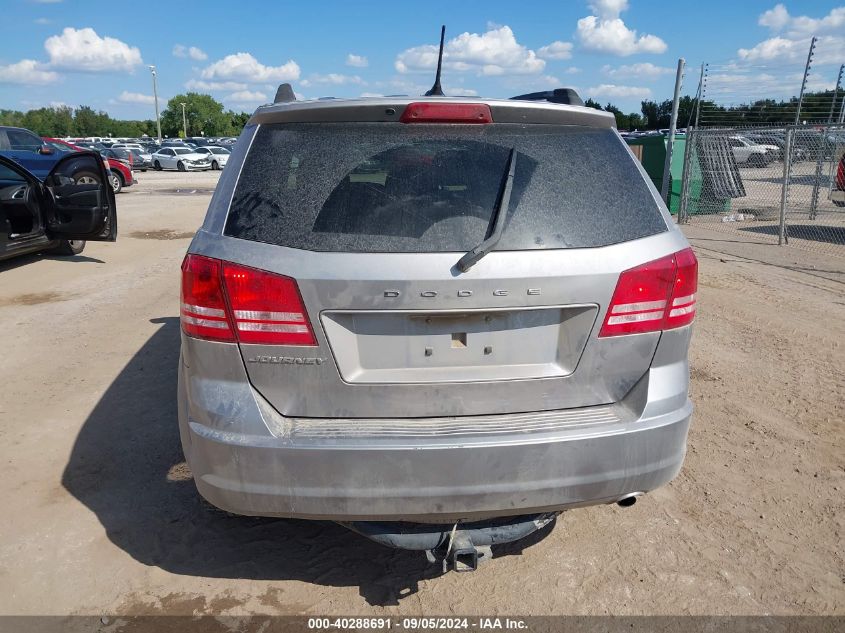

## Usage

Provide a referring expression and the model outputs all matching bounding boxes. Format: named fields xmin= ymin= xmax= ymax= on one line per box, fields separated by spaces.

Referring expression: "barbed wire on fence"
xmin=675 ymin=34 xmax=845 ymax=256
xmin=694 ymin=36 xmax=845 ymax=128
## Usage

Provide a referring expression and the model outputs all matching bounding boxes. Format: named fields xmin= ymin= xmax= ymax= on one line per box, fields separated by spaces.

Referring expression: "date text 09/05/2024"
xmin=307 ymin=617 xmax=529 ymax=630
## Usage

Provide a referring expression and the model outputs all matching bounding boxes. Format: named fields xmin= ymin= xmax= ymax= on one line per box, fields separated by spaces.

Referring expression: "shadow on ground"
xmin=0 ymin=252 xmax=104 ymax=273
xmin=61 ymin=317 xmax=552 ymax=607
xmin=740 ymin=223 xmax=845 ymax=245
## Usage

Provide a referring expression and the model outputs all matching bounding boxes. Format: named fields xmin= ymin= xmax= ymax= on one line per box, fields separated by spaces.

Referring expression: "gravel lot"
xmin=0 ymin=171 xmax=842 ymax=616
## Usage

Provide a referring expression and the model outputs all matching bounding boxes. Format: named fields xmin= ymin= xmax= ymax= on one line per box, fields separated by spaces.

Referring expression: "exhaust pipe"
xmin=616 ymin=492 xmax=643 ymax=508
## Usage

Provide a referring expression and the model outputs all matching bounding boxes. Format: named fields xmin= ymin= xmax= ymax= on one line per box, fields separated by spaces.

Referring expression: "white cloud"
xmin=185 ymin=79 xmax=247 ymax=92
xmin=360 ymin=92 xmax=384 ymax=97
xmin=395 ymin=26 xmax=545 ymax=76
xmin=737 ymin=36 xmax=801 ymax=61
xmin=44 ymin=27 xmax=142 ymax=72
xmin=589 ymin=0 xmax=629 ymax=19
xmin=759 ymin=3 xmax=845 ymax=37
xmin=602 ymin=62 xmax=674 ymax=80
xmin=34 ymin=17 xmax=51 ymax=25
xmin=346 ymin=54 xmax=368 ymax=68
xmin=0 ymin=59 xmax=59 ymax=84
xmin=226 ymin=90 xmax=268 ymax=102
xmin=738 ymin=5 xmax=845 ymax=65
xmin=704 ymin=69 xmax=837 ymax=101
xmin=576 ymin=1 xmax=667 ymax=56
xmin=447 ymin=86 xmax=479 ymax=96
xmin=586 ymin=83 xmax=651 ymax=98
xmin=173 ymin=44 xmax=208 ymax=61
xmin=759 ymin=4 xmax=791 ymax=30
xmin=117 ymin=90 xmax=155 ymax=105
xmin=377 ymin=77 xmax=478 ymax=96
xmin=537 ymin=41 xmax=573 ymax=60
xmin=200 ymin=52 xmax=300 ymax=83
xmin=300 ymin=73 xmax=364 ymax=87
xmin=564 ymin=66 xmax=582 ymax=74
xmin=738 ymin=34 xmax=845 ymax=64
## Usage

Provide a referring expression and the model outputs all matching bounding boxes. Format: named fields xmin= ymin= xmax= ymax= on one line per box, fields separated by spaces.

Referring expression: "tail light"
xmin=836 ymin=157 xmax=844 ymax=190
xmin=181 ymin=255 xmax=234 ymax=342
xmin=599 ymin=247 xmax=698 ymax=337
xmin=181 ymin=255 xmax=316 ymax=346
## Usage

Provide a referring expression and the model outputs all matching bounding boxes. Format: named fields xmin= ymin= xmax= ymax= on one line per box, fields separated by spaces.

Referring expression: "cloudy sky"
xmin=1 ymin=0 xmax=844 ymax=119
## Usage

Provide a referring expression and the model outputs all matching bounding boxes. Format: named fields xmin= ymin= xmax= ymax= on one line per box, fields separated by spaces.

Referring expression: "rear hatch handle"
xmin=455 ymin=147 xmax=517 ymax=273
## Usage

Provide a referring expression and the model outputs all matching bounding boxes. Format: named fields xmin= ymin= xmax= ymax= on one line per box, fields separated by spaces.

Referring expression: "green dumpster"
xmin=625 ymin=135 xmax=693 ymax=214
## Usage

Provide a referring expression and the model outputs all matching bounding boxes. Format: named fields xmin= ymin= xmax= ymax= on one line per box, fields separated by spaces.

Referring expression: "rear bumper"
xmin=178 ymin=330 xmax=694 ymax=522
xmin=183 ymin=403 xmax=690 ymax=522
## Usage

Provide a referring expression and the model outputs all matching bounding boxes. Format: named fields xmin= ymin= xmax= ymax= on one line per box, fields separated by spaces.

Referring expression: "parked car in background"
xmin=125 ymin=148 xmax=152 ymax=171
xmin=112 ymin=142 xmax=152 ymax=164
xmin=74 ymin=141 xmax=109 ymax=152
xmin=729 ymin=135 xmax=779 ymax=167
xmin=151 ymin=147 xmax=211 ymax=171
xmin=742 ymin=132 xmax=809 ymax=162
xmin=193 ymin=146 xmax=230 ymax=170
xmin=98 ymin=148 xmax=137 ymax=193
xmin=42 ymin=138 xmax=135 ymax=194
xmin=831 ymin=152 xmax=845 ymax=207
xmin=0 ymin=151 xmax=116 ymax=261
xmin=178 ymin=90 xmax=698 ymax=569
xmin=0 ymin=125 xmax=60 ymax=179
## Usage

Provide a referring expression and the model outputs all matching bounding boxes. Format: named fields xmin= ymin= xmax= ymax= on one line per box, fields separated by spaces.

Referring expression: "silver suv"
xmin=178 ymin=90 xmax=697 ymax=570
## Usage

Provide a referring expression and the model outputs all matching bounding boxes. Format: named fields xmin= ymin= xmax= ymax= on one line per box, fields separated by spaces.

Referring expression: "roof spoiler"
xmin=510 ymin=88 xmax=584 ymax=107
xmin=274 ymin=83 xmax=296 ymax=104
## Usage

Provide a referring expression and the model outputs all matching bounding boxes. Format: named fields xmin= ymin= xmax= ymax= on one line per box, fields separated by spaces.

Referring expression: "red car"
xmin=833 ymin=152 xmax=845 ymax=207
xmin=42 ymin=138 xmax=135 ymax=194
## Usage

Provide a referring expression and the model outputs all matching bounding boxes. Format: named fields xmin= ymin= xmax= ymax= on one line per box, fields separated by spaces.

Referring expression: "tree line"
xmin=0 ymin=93 xmax=250 ymax=139
xmin=584 ymin=90 xmax=842 ymax=131
xmin=2 ymin=90 xmax=840 ymax=138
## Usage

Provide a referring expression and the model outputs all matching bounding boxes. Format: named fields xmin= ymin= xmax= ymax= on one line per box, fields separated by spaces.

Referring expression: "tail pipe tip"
xmin=616 ymin=492 xmax=644 ymax=508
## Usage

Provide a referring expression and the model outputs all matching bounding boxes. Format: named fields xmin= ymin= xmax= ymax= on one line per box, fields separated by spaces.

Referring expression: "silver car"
xmin=178 ymin=92 xmax=697 ymax=571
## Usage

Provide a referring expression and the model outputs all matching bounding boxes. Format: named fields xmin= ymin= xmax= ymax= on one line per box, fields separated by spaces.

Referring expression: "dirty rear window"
xmin=225 ymin=122 xmax=666 ymax=252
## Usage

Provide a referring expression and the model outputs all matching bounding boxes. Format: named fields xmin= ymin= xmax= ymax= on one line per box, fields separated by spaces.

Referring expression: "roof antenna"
xmin=424 ymin=25 xmax=446 ymax=96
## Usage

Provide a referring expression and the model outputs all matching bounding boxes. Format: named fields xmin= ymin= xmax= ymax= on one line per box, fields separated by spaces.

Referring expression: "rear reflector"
xmin=598 ymin=248 xmax=698 ymax=337
xmin=400 ymin=102 xmax=493 ymax=124
xmin=181 ymin=255 xmax=316 ymax=346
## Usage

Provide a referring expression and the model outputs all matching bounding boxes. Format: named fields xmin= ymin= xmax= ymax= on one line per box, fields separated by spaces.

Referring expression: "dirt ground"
xmin=0 ymin=171 xmax=842 ymax=616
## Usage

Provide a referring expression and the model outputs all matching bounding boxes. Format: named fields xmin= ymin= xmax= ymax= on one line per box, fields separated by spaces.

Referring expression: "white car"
xmin=729 ymin=135 xmax=779 ymax=167
xmin=193 ymin=146 xmax=231 ymax=170
xmin=151 ymin=147 xmax=211 ymax=171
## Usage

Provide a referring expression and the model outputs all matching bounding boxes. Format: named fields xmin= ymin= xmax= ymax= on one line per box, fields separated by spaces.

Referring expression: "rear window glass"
xmin=225 ymin=122 xmax=666 ymax=252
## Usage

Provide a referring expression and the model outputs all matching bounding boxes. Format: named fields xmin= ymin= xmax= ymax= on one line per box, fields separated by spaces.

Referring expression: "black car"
xmin=0 ymin=151 xmax=117 ymax=262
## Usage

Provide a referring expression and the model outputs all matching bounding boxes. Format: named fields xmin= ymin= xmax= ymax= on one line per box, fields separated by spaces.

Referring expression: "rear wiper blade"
xmin=455 ymin=147 xmax=517 ymax=273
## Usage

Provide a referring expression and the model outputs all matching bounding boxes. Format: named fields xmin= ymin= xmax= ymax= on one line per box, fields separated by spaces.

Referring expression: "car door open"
xmin=43 ymin=151 xmax=117 ymax=241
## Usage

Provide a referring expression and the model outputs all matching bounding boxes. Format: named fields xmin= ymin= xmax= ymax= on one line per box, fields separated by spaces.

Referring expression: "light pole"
xmin=180 ymin=102 xmax=188 ymax=139
xmin=148 ymin=65 xmax=162 ymax=144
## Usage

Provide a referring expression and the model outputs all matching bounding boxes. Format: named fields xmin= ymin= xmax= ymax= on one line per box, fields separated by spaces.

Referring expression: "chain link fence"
xmin=678 ymin=123 xmax=845 ymax=256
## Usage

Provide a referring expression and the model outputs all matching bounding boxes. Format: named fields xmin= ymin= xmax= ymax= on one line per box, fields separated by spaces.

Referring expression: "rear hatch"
xmin=216 ymin=101 xmax=672 ymax=419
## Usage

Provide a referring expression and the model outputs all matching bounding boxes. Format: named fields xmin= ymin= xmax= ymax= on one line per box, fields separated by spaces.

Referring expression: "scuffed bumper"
xmin=184 ymin=405 xmax=690 ymax=522
xmin=178 ymin=332 xmax=693 ymax=522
